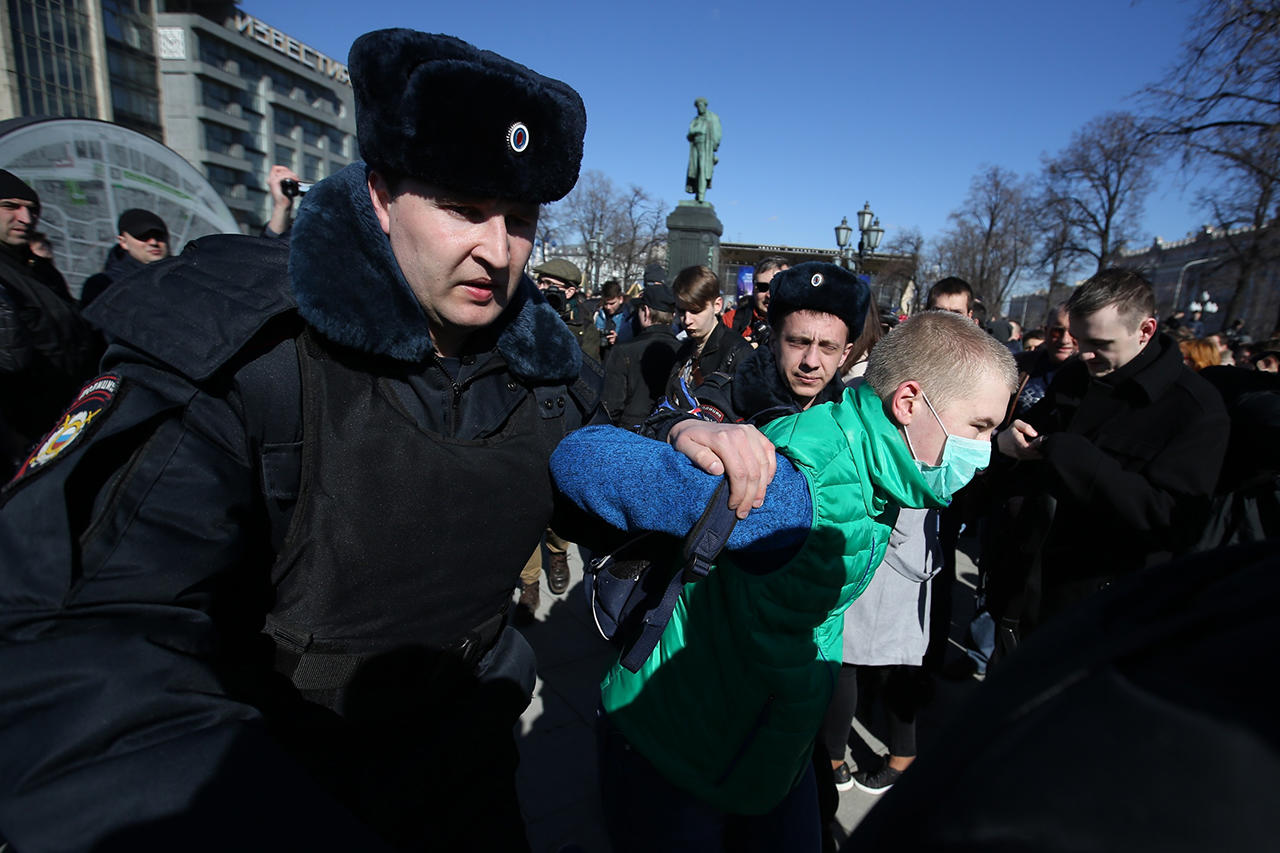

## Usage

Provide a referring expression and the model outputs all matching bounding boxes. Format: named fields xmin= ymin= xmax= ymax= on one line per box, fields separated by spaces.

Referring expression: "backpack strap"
xmin=230 ymin=313 xmax=305 ymax=551
xmin=619 ymin=477 xmax=738 ymax=673
xmin=567 ymin=352 xmax=603 ymax=425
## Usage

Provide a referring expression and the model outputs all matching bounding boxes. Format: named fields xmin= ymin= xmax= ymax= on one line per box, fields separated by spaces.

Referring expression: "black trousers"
xmin=818 ymin=663 xmax=920 ymax=761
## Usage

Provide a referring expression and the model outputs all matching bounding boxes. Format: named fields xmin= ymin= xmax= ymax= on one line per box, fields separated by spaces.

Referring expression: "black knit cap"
xmin=117 ymin=208 xmax=167 ymax=239
xmin=348 ymin=29 xmax=586 ymax=204
xmin=0 ymin=169 xmax=38 ymax=212
xmin=641 ymin=283 xmax=676 ymax=313
xmin=766 ymin=261 xmax=870 ymax=336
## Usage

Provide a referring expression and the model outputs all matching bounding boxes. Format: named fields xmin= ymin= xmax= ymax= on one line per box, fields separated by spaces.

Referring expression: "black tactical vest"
xmin=264 ymin=329 xmax=562 ymax=711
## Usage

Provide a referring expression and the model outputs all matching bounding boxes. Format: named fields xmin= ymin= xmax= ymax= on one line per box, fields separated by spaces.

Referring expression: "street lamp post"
xmin=834 ymin=201 xmax=886 ymax=298
xmin=598 ymin=240 xmax=612 ymax=292
xmin=586 ymin=233 xmax=600 ymax=291
xmin=1189 ymin=290 xmax=1219 ymax=329
xmin=1172 ymin=256 xmax=1220 ymax=317
xmin=834 ymin=216 xmax=855 ymax=268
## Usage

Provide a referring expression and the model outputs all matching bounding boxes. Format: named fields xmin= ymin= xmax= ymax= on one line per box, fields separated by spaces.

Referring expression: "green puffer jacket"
xmin=601 ymin=383 xmax=943 ymax=814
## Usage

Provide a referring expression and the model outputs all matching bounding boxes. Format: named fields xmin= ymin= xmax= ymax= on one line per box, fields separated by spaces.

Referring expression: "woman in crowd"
xmin=1180 ymin=337 xmax=1221 ymax=371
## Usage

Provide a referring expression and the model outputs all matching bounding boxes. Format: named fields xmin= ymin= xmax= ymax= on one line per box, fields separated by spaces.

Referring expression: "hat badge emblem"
xmin=507 ymin=122 xmax=530 ymax=153
xmin=811 ymin=273 xmax=824 ymax=287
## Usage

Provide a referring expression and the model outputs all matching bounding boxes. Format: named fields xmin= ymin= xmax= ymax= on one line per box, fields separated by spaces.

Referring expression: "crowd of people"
xmin=0 ymin=25 xmax=1275 ymax=853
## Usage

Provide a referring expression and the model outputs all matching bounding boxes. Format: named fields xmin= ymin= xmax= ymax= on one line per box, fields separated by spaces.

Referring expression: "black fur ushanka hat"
xmin=766 ymin=261 xmax=870 ymax=337
xmin=348 ymin=29 xmax=586 ymax=204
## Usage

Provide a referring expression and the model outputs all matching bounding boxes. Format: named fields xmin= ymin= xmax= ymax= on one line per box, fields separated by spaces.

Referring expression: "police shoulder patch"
xmin=11 ymin=374 xmax=121 ymax=484
xmin=693 ymin=403 xmax=726 ymax=423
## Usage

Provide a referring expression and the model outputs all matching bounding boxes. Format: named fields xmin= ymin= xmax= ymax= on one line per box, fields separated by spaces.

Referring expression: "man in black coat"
xmin=0 ymin=30 xmax=772 ymax=852
xmin=79 ymin=207 xmax=170 ymax=307
xmin=533 ymin=256 xmax=599 ymax=361
xmin=996 ymin=268 xmax=1229 ymax=626
xmin=0 ymin=170 xmax=99 ymax=475
xmin=602 ymin=282 xmax=680 ymax=429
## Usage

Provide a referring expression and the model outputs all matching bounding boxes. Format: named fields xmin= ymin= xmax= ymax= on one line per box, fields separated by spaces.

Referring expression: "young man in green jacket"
xmin=552 ymin=305 xmax=1017 ymax=852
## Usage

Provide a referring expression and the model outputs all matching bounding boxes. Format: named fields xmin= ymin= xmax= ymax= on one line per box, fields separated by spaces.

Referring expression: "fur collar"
xmin=289 ymin=162 xmax=580 ymax=384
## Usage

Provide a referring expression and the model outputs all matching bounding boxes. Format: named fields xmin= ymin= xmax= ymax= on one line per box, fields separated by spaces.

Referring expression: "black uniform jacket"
xmin=0 ymin=163 xmax=604 ymax=850
xmin=0 ymin=243 xmax=100 ymax=471
xmin=1009 ymin=333 xmax=1229 ymax=618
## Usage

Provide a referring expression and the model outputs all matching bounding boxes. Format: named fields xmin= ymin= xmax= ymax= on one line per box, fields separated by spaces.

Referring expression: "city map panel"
xmin=0 ymin=118 xmax=237 ymax=298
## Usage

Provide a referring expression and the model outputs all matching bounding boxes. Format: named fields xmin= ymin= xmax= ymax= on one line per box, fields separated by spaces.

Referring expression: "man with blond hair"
xmin=552 ymin=309 xmax=1017 ymax=851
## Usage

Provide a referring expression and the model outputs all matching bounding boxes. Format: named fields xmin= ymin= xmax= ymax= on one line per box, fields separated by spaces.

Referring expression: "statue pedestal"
xmin=666 ymin=201 xmax=723 ymax=279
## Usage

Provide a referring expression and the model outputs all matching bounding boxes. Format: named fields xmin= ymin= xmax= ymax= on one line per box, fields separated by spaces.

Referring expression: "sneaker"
xmin=547 ymin=550 xmax=571 ymax=595
xmin=852 ymin=759 xmax=902 ymax=795
xmin=832 ymin=761 xmax=855 ymax=792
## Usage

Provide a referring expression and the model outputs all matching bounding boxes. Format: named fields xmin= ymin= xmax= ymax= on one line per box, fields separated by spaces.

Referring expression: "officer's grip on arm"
xmin=667 ymin=419 xmax=777 ymax=519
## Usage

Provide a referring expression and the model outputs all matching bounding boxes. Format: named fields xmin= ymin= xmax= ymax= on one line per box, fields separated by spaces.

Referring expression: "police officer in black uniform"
xmin=0 ymin=169 xmax=100 ymax=475
xmin=0 ymin=30 xmax=782 ymax=852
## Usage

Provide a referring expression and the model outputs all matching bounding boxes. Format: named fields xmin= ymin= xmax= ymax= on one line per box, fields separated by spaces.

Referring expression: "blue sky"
xmin=244 ymin=0 xmax=1201 ymax=287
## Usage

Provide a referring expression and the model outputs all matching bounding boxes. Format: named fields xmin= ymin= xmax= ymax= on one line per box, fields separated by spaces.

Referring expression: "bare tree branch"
xmin=933 ymin=165 xmax=1037 ymax=313
xmin=1140 ymin=0 xmax=1280 ymax=322
xmin=1040 ymin=112 xmax=1156 ymax=272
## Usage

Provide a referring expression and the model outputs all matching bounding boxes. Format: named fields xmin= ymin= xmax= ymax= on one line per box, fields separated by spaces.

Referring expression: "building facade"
xmin=154 ymin=6 xmax=355 ymax=231
xmin=0 ymin=0 xmax=162 ymax=142
xmin=1115 ymin=225 xmax=1280 ymax=339
xmin=1 ymin=1 xmax=356 ymax=233
xmin=721 ymin=241 xmax=911 ymax=312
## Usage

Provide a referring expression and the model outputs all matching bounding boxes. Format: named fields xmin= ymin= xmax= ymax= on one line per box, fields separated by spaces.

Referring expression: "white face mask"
xmin=903 ymin=390 xmax=992 ymax=502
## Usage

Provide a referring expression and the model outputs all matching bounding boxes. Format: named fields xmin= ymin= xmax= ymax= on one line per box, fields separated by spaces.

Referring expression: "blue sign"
xmin=737 ymin=266 xmax=755 ymax=299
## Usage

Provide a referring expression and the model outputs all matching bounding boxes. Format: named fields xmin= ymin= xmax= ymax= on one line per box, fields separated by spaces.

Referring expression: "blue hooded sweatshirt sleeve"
xmin=550 ymin=425 xmax=811 ymax=562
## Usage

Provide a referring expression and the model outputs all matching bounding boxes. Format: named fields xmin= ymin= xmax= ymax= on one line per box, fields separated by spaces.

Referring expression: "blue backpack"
xmin=585 ymin=478 xmax=739 ymax=673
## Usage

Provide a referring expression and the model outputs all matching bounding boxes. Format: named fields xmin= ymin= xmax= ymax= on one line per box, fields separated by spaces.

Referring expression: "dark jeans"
xmin=598 ymin=712 xmax=821 ymax=853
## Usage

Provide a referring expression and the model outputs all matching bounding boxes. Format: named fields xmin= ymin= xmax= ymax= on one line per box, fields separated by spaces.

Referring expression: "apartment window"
xmin=273 ymin=109 xmax=296 ymax=139
xmin=302 ymin=154 xmax=322 ymax=182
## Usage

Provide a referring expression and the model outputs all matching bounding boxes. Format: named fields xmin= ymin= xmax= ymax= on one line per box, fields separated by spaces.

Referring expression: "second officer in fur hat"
xmin=644 ymin=260 xmax=869 ymax=433
xmin=0 ymin=28 xmax=777 ymax=851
